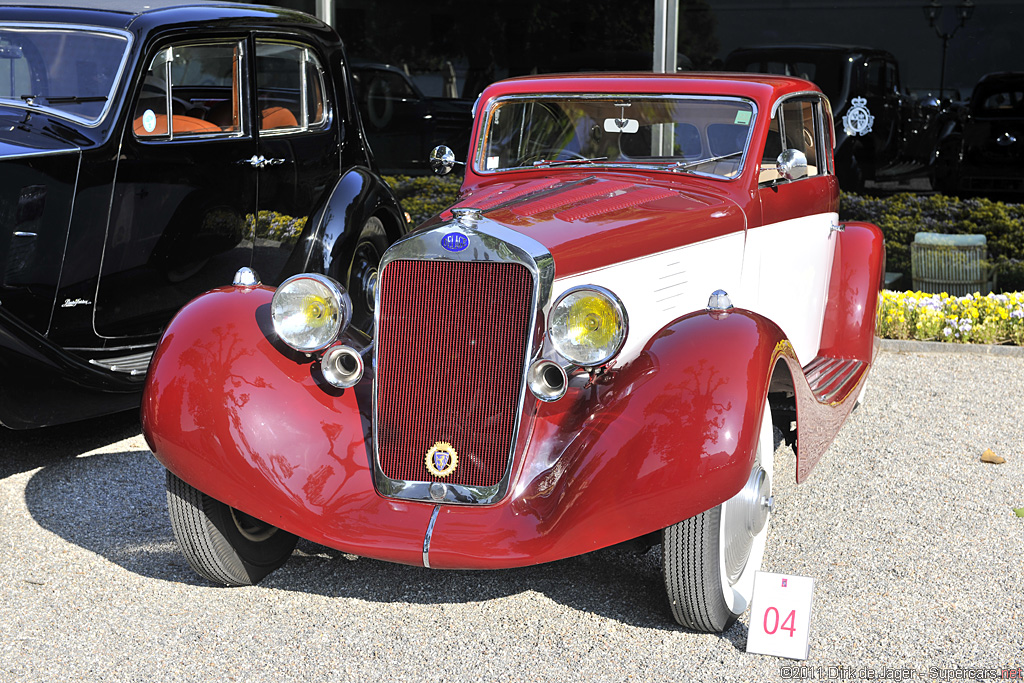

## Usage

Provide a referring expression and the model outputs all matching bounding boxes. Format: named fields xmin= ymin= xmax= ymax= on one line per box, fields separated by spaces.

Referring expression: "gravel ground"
xmin=1 ymin=349 xmax=1022 ymax=682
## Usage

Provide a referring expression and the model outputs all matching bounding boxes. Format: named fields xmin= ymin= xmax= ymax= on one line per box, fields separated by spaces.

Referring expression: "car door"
xmin=96 ymin=38 xmax=257 ymax=338
xmin=250 ymin=38 xmax=340 ymax=285
xmin=749 ymin=95 xmax=837 ymax=364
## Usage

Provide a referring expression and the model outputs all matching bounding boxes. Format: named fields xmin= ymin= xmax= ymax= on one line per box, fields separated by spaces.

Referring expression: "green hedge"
xmin=383 ymin=174 xmax=462 ymax=227
xmin=840 ymin=193 xmax=1024 ymax=292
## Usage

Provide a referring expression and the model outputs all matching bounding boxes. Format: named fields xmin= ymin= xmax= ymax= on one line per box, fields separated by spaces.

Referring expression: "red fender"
xmin=428 ymin=307 xmax=794 ymax=568
xmin=141 ymin=285 xmax=434 ymax=567
xmin=819 ymin=220 xmax=885 ymax=362
xmin=142 ymin=287 xmax=858 ymax=570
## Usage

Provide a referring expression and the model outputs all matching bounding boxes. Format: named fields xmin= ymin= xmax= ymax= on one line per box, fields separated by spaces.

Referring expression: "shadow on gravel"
xmin=0 ymin=410 xmax=142 ymax=479
xmin=22 ymin=428 xmax=746 ymax=640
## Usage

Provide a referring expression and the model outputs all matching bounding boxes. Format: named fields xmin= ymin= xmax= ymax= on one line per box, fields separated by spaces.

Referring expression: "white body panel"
xmin=547 ymin=212 xmax=837 ymax=365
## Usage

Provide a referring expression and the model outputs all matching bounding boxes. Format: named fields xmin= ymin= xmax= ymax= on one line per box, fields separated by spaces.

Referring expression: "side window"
xmin=864 ymin=59 xmax=888 ymax=98
xmin=760 ymin=98 xmax=824 ymax=184
xmin=134 ymin=41 xmax=244 ymax=138
xmin=255 ymin=41 xmax=328 ymax=134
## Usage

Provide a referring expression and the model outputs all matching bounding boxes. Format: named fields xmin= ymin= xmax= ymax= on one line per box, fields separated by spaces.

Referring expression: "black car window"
xmin=974 ymin=85 xmax=1024 ymax=117
xmin=862 ymin=58 xmax=897 ymax=98
xmin=255 ymin=41 xmax=328 ymax=134
xmin=134 ymin=41 xmax=244 ymax=138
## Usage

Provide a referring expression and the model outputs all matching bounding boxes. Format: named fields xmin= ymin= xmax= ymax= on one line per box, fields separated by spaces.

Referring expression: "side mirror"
xmin=429 ymin=145 xmax=462 ymax=175
xmin=776 ymin=149 xmax=808 ymax=181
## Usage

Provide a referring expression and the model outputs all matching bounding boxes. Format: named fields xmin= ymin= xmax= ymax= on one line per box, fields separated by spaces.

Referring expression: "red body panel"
xmin=143 ymin=286 xmax=822 ymax=569
xmin=818 ymin=221 xmax=886 ymax=363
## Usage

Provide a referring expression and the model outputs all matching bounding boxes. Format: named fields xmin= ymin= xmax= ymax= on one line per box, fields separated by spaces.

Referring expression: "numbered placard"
xmin=745 ymin=571 xmax=814 ymax=660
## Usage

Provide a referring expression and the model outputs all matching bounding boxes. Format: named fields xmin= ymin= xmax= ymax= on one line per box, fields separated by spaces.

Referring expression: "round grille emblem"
xmin=425 ymin=441 xmax=458 ymax=478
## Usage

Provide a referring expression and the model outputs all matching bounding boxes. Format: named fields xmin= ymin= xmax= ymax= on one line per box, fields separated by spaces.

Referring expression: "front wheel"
xmin=662 ymin=399 xmax=775 ymax=631
xmin=344 ymin=216 xmax=388 ymax=338
xmin=166 ymin=471 xmax=297 ymax=586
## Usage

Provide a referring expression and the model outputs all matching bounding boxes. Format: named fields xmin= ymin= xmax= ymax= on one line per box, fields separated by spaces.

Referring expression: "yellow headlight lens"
xmin=271 ymin=274 xmax=351 ymax=352
xmin=549 ymin=287 xmax=627 ymax=367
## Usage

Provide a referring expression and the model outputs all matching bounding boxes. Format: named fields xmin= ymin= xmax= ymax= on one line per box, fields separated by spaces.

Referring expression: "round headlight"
xmin=271 ymin=274 xmax=351 ymax=352
xmin=548 ymin=286 xmax=627 ymax=367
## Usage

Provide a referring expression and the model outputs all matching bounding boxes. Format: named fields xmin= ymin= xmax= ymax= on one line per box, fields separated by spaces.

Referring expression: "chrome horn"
xmin=320 ymin=344 xmax=364 ymax=388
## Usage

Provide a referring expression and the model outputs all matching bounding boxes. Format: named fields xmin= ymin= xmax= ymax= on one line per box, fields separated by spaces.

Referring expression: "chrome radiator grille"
xmin=375 ymin=259 xmax=533 ymax=489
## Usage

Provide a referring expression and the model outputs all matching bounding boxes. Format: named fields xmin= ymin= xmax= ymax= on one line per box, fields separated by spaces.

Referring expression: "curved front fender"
xmin=289 ymin=166 xmax=406 ymax=278
xmin=141 ymin=285 xmax=433 ymax=567
xmin=427 ymin=308 xmax=794 ymax=568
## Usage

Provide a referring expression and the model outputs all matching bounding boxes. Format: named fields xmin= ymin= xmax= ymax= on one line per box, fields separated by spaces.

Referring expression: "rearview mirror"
xmin=429 ymin=145 xmax=458 ymax=175
xmin=777 ymin=149 xmax=808 ymax=181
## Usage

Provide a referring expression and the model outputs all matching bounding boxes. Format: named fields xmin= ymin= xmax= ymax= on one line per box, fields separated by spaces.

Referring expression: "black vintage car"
xmin=0 ymin=0 xmax=407 ymax=429
xmin=350 ymin=62 xmax=473 ymax=175
xmin=725 ymin=44 xmax=943 ymax=191
xmin=933 ymin=72 xmax=1024 ymax=197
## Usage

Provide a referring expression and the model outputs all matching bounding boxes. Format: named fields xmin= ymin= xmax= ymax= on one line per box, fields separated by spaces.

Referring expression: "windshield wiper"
xmin=20 ymin=94 xmax=108 ymax=105
xmin=673 ymin=150 xmax=743 ymax=171
xmin=531 ymin=156 xmax=608 ymax=167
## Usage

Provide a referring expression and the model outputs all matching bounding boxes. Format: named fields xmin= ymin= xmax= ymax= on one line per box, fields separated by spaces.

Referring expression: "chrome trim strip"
xmin=371 ymin=216 xmax=555 ymax=506
xmin=422 ymin=505 xmax=441 ymax=568
xmin=472 ymin=93 xmax=758 ymax=182
xmin=770 ymin=90 xmax=828 ymax=118
xmin=87 ymin=350 xmax=154 ymax=376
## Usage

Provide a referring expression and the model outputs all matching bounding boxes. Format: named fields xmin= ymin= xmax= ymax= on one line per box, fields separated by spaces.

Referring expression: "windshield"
xmin=0 ymin=25 xmax=131 ymax=124
xmin=478 ymin=95 xmax=756 ymax=179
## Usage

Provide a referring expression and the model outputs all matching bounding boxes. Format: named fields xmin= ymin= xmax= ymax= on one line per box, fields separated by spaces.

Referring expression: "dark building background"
xmin=272 ymin=0 xmax=1021 ymax=100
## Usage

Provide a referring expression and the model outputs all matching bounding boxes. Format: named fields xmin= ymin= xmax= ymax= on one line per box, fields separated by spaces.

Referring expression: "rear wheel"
xmin=662 ymin=399 xmax=775 ymax=631
xmin=166 ymin=471 xmax=297 ymax=586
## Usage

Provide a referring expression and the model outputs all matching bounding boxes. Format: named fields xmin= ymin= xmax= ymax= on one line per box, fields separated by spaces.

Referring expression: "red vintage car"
xmin=142 ymin=72 xmax=884 ymax=632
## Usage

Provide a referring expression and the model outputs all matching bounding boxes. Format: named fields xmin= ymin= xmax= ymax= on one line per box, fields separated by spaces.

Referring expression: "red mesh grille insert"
xmin=375 ymin=260 xmax=533 ymax=489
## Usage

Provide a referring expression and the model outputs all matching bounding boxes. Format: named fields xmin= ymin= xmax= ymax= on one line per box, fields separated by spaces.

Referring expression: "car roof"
xmin=477 ymin=72 xmax=820 ymax=110
xmin=0 ymin=1 xmax=328 ymax=33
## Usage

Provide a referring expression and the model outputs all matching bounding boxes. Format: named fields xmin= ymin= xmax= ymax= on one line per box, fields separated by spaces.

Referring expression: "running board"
xmin=88 ymin=351 xmax=154 ymax=377
xmin=802 ymin=356 xmax=865 ymax=404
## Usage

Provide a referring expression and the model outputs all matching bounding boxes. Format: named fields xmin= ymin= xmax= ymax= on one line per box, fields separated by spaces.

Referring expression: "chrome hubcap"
xmin=230 ymin=508 xmax=278 ymax=543
xmin=721 ymin=462 xmax=772 ymax=585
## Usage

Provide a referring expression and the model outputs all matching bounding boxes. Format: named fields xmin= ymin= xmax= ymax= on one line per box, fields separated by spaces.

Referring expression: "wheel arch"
xmin=297 ymin=166 xmax=408 ymax=278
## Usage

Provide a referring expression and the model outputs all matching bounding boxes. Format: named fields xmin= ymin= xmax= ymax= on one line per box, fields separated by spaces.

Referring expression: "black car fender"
xmin=296 ymin=165 xmax=406 ymax=279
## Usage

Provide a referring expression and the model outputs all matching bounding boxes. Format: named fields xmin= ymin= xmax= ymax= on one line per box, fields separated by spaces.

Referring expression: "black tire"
xmin=344 ymin=216 xmax=388 ymax=338
xmin=166 ymin=470 xmax=297 ymax=586
xmin=662 ymin=399 xmax=774 ymax=631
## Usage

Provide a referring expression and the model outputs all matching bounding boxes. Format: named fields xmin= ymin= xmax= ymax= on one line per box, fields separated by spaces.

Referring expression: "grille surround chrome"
xmin=371 ymin=217 xmax=554 ymax=505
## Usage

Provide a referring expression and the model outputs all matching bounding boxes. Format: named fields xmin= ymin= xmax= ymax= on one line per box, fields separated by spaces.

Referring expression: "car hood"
xmin=0 ymin=120 xmax=83 ymax=158
xmin=446 ymin=174 xmax=747 ymax=278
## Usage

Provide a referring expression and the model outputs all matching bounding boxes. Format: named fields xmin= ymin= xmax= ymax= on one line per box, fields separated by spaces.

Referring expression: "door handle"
xmin=830 ymin=222 xmax=845 ymax=235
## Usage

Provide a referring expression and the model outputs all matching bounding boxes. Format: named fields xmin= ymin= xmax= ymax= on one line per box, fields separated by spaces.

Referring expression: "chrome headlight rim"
xmin=271 ymin=273 xmax=351 ymax=353
xmin=548 ymin=284 xmax=628 ymax=368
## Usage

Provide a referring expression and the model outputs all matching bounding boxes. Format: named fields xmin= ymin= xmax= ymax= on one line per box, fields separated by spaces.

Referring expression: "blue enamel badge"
xmin=441 ymin=232 xmax=469 ymax=252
